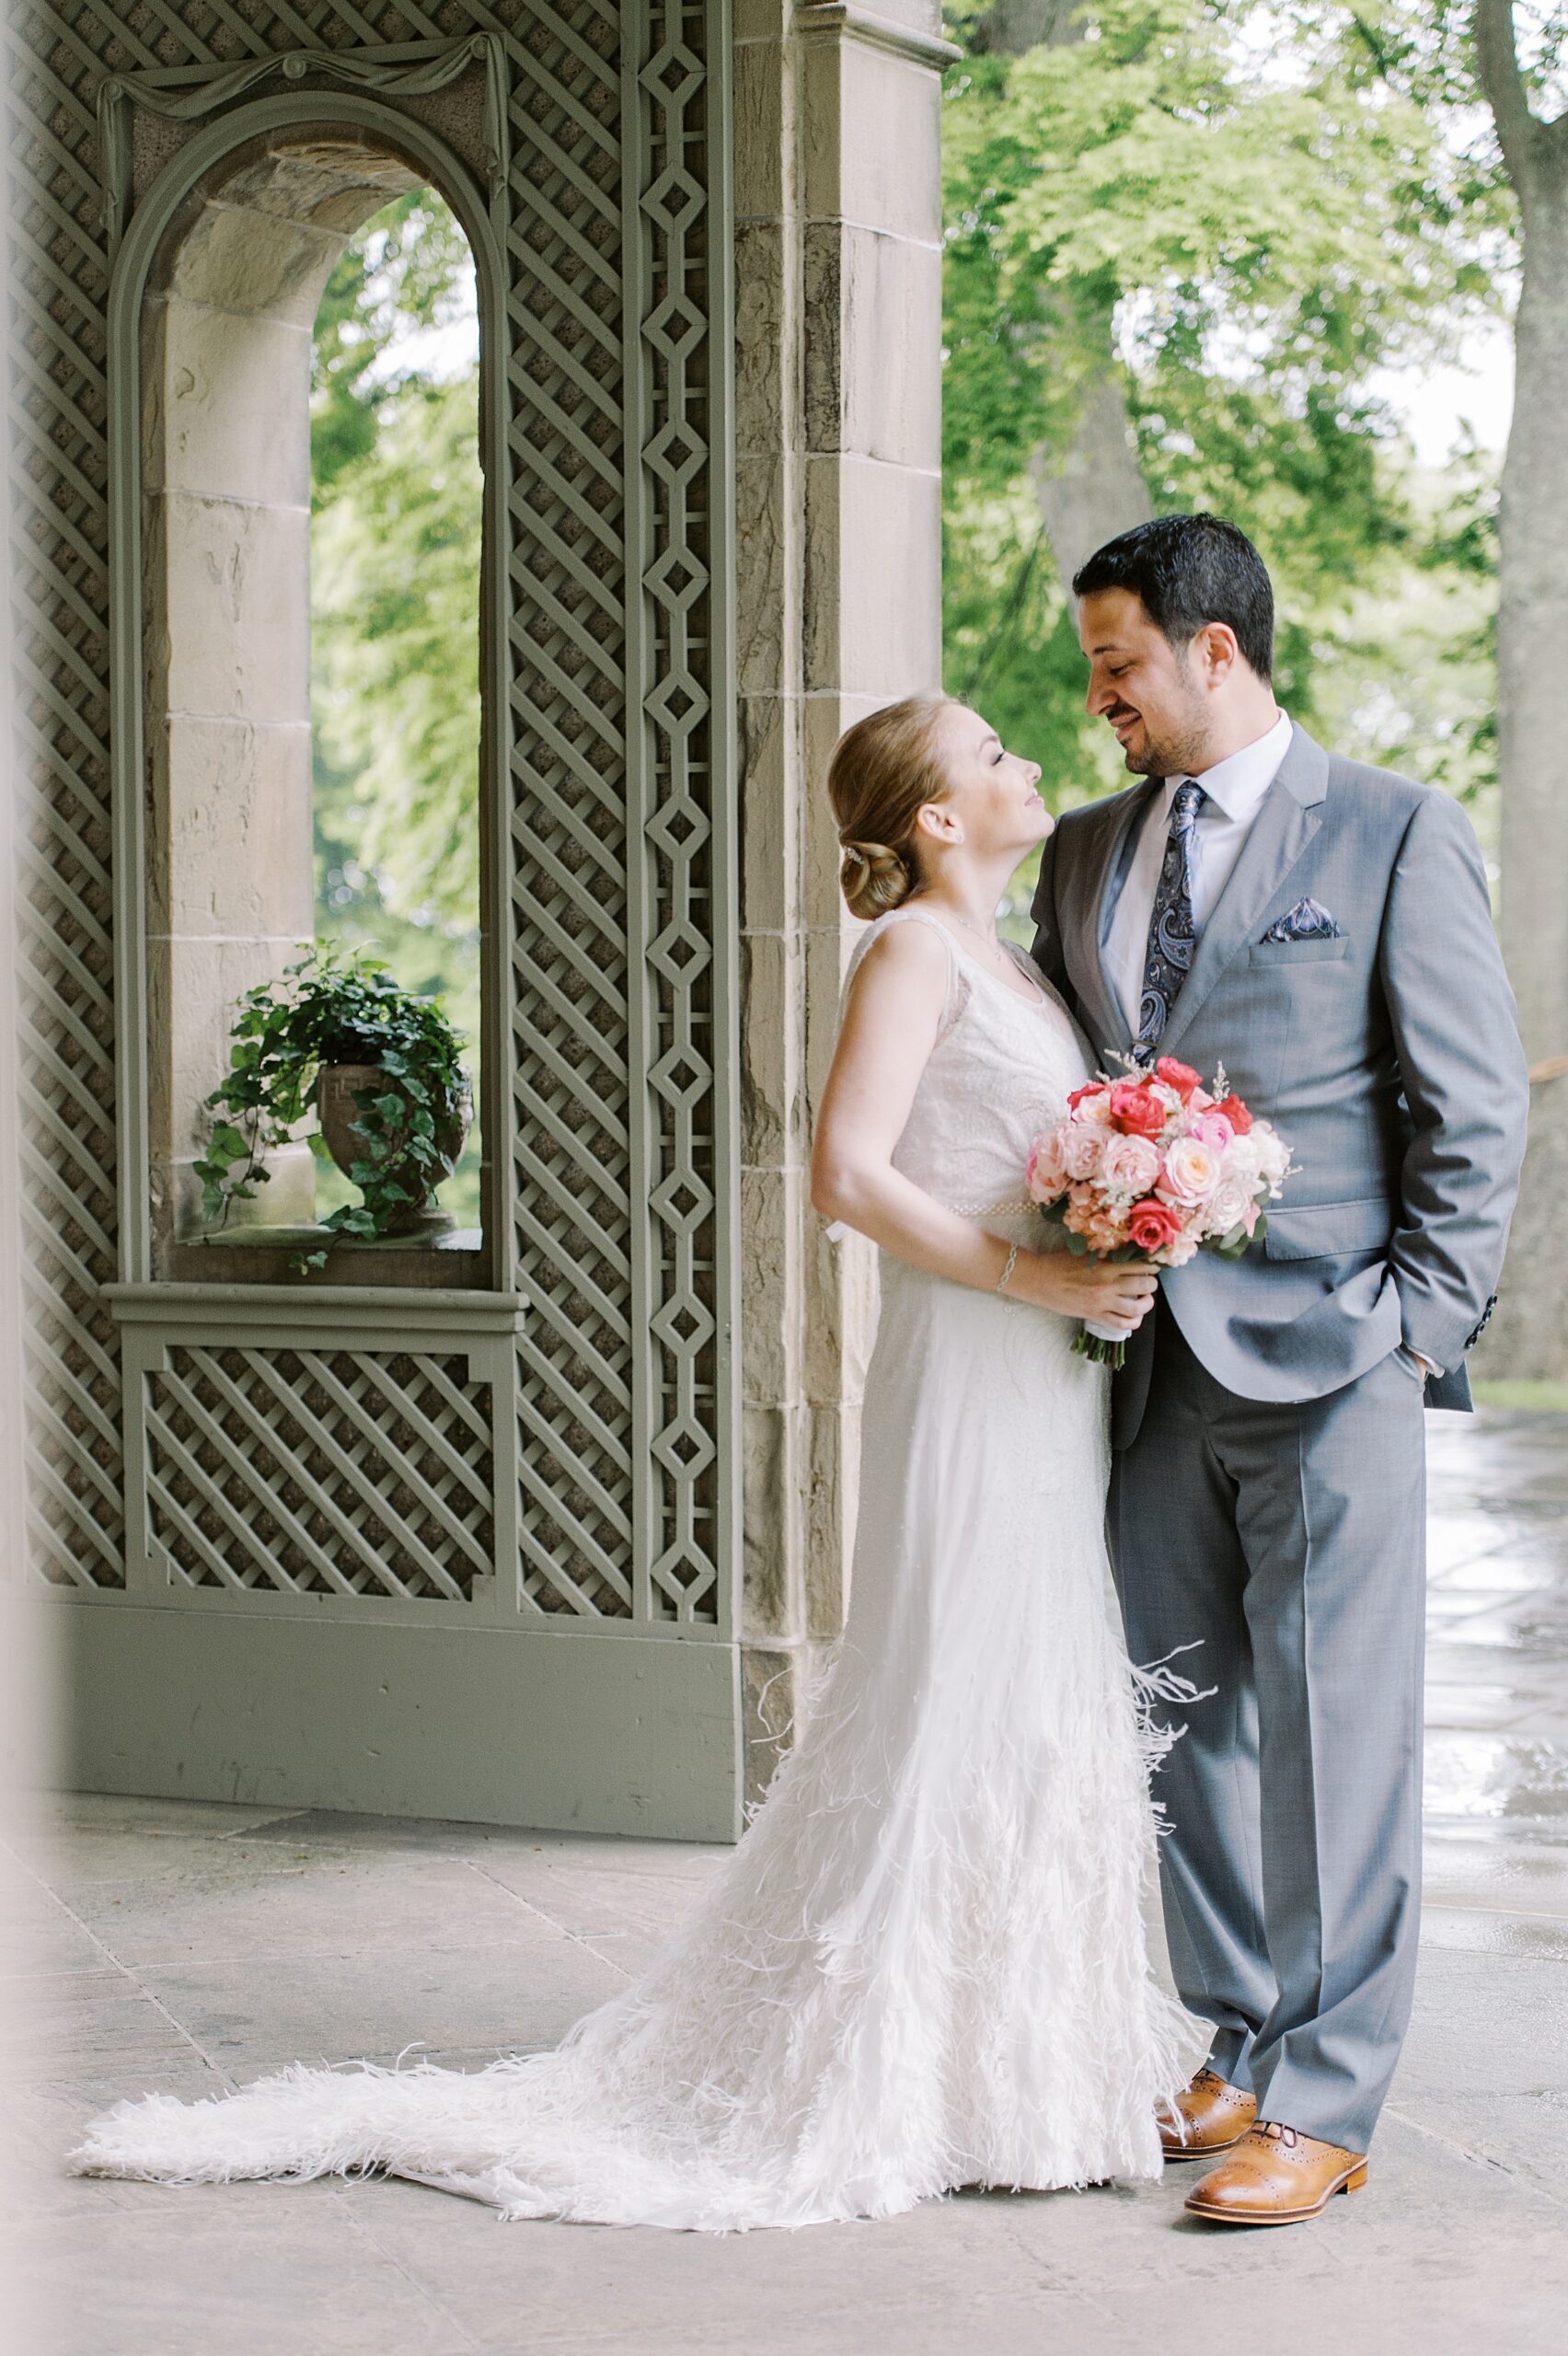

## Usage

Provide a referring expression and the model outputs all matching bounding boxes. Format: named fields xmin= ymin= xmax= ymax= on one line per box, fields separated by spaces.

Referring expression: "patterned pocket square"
xmin=1261 ymin=896 xmax=1343 ymax=944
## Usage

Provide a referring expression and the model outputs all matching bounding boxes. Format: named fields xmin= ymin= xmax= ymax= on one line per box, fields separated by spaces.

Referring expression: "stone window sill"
xmin=157 ymin=1227 xmax=489 ymax=1291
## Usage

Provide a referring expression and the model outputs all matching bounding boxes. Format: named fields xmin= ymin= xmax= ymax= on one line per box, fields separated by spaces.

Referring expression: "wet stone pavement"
xmin=6 ymin=1409 xmax=1567 ymax=2356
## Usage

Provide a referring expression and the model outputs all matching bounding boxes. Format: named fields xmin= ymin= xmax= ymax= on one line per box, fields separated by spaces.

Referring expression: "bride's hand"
xmin=1006 ymin=1251 xmax=1159 ymax=1333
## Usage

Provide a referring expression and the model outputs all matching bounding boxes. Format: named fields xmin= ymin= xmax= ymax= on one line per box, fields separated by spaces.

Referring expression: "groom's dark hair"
xmin=1073 ymin=514 xmax=1274 ymax=681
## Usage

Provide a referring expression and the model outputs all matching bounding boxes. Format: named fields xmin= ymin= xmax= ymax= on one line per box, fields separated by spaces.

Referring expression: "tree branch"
xmin=1473 ymin=0 xmax=1542 ymax=192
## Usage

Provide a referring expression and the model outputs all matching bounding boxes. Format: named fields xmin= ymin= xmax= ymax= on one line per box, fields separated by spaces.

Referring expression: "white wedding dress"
xmin=72 ymin=907 xmax=1205 ymax=2231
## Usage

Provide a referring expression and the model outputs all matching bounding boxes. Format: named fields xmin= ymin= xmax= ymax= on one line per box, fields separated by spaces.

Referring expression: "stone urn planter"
xmin=317 ymin=1063 xmax=472 ymax=1236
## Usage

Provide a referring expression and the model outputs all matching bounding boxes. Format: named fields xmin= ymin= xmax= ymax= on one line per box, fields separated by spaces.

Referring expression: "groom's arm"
xmin=1378 ymin=788 xmax=1530 ymax=1372
xmin=1029 ymin=826 xmax=1070 ymax=993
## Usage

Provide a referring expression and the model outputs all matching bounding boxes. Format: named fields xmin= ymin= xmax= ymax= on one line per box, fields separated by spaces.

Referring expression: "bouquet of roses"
xmin=1025 ymin=1057 xmax=1292 ymax=1368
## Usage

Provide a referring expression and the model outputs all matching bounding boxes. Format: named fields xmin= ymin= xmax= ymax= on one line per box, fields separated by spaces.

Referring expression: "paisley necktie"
xmin=1134 ymin=780 xmax=1205 ymax=1058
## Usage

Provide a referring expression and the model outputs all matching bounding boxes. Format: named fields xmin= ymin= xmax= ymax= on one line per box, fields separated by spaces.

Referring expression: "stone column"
xmin=733 ymin=0 xmax=955 ymax=1798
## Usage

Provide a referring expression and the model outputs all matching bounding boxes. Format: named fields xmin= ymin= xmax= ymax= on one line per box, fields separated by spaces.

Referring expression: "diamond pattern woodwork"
xmin=11 ymin=1 xmax=730 ymax=1633
xmin=145 ymin=1345 xmax=494 ymax=1600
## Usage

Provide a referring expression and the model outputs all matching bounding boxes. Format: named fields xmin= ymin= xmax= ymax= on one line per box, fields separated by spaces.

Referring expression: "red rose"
xmin=1109 ymin=1080 xmax=1167 ymax=1139
xmin=1067 ymin=1080 xmax=1111 ymax=1112
xmin=1216 ymin=1092 xmax=1253 ymax=1136
xmin=1127 ymin=1196 xmax=1185 ymax=1254
xmin=1155 ymin=1057 xmax=1202 ymax=1103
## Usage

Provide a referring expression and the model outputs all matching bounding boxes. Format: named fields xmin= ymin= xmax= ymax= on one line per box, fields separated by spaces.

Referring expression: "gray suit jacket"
xmin=1031 ymin=723 xmax=1529 ymax=1434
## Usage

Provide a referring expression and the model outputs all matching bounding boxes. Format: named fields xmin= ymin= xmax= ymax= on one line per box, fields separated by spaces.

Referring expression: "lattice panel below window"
xmin=144 ymin=1347 xmax=494 ymax=1603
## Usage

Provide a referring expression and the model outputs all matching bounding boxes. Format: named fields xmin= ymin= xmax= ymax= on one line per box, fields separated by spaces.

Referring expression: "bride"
xmin=72 ymin=695 xmax=1205 ymax=2231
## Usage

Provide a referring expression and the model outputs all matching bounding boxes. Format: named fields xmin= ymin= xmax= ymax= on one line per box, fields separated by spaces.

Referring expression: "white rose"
xmin=1099 ymin=1132 xmax=1162 ymax=1200
xmin=1253 ymin=1125 xmax=1291 ymax=1188
xmin=1222 ymin=1131 xmax=1262 ymax=1184
xmin=1204 ymin=1175 xmax=1257 ymax=1238
xmin=1063 ymin=1126 xmax=1106 ymax=1182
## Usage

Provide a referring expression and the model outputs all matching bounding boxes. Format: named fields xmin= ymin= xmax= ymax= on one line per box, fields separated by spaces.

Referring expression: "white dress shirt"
xmin=1106 ymin=709 xmax=1295 ymax=1038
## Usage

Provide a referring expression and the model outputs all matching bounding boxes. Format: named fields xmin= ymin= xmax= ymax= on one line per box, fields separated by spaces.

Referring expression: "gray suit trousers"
xmin=1109 ymin=1307 xmax=1427 ymax=2154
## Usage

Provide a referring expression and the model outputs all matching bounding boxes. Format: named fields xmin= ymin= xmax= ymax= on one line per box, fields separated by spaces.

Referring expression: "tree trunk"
xmin=977 ymin=2 xmax=1154 ymax=592
xmin=1471 ymin=6 xmax=1568 ymax=1380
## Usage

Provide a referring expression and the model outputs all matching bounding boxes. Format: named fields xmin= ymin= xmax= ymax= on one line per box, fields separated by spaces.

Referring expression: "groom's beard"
xmin=1105 ymin=704 xmax=1211 ymax=781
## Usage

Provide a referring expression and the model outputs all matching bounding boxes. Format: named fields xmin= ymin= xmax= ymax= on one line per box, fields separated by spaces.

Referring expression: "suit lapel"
xmin=1156 ymin=722 xmax=1331 ymax=1063
xmin=1064 ymin=781 xmax=1158 ymax=1064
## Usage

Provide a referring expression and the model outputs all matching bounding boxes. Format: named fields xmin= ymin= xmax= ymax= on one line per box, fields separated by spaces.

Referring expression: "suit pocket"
xmin=1248 ymin=935 xmax=1351 ymax=966
xmin=1262 ymin=1195 xmax=1392 ymax=1262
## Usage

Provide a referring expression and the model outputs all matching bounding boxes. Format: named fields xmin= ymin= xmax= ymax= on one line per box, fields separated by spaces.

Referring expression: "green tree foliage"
xmin=942 ymin=0 xmax=1505 ymax=839
xmin=314 ymin=377 xmax=481 ymax=932
xmin=309 ymin=190 xmax=483 ymax=1224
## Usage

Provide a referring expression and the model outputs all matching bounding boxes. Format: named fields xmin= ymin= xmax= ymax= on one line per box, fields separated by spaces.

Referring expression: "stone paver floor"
xmin=6 ymin=1410 xmax=1567 ymax=2355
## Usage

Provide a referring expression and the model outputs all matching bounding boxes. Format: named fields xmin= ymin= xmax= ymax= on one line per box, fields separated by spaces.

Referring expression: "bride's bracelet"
xmin=995 ymin=1242 xmax=1020 ymax=1295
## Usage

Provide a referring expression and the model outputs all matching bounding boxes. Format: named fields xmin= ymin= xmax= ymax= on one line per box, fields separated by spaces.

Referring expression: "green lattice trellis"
xmin=7 ymin=0 xmax=737 ymax=1636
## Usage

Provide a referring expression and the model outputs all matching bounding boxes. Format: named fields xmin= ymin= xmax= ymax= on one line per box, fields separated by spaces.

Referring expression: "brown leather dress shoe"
xmin=1183 ymin=2120 xmax=1367 ymax=2224
xmin=1157 ymin=2068 xmax=1258 ymax=2158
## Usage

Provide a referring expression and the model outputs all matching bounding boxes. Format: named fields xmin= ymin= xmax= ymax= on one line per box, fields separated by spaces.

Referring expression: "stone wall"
xmin=141 ymin=138 xmax=424 ymax=1255
xmin=732 ymin=0 xmax=953 ymax=1796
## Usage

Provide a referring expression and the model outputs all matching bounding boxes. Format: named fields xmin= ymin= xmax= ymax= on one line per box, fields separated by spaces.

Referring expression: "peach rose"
xmin=1068 ymin=1082 xmax=1117 ymax=1127
xmin=1158 ymin=1135 xmax=1224 ymax=1207
xmin=1027 ymin=1129 xmax=1069 ymax=1202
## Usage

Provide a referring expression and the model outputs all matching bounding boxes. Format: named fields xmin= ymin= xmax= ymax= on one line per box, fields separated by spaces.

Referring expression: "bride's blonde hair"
xmin=826 ymin=695 xmax=953 ymax=922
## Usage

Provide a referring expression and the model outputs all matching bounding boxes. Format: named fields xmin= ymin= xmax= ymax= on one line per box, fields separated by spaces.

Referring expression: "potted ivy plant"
xmin=195 ymin=944 xmax=472 ymax=1257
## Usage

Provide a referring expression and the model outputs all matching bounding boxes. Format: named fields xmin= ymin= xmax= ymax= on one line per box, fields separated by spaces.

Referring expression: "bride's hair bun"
xmin=826 ymin=695 xmax=952 ymax=922
xmin=837 ymin=838 xmax=911 ymax=923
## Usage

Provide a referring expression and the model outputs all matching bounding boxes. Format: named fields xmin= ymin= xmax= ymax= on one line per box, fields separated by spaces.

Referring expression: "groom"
xmin=1031 ymin=514 xmax=1529 ymax=2225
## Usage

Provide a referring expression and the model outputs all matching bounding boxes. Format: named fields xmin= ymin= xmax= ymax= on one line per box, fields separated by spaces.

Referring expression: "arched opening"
xmin=140 ymin=130 xmax=486 ymax=1281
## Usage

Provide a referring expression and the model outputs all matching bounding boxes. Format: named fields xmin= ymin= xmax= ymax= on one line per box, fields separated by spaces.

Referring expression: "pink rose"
xmin=1100 ymin=1132 xmax=1162 ymax=1198
xmin=1062 ymin=1125 xmax=1106 ymax=1182
xmin=1127 ymin=1197 xmax=1185 ymax=1255
xmin=1027 ymin=1129 xmax=1069 ymax=1203
xmin=1109 ymin=1080 xmax=1168 ymax=1141
xmin=1158 ymin=1135 xmax=1224 ymax=1206
xmin=1187 ymin=1109 xmax=1237 ymax=1154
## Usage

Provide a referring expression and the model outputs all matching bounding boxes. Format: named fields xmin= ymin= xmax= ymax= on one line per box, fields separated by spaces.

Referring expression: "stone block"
xmin=740 ymin=1164 xmax=802 ymax=1409
xmin=740 ymin=930 xmax=801 ymax=1168
xmin=147 ymin=296 xmax=311 ymax=508
xmin=804 ymin=452 xmax=942 ymax=697
xmin=166 ymin=198 xmax=347 ymax=327
xmin=739 ymin=1642 xmax=797 ymax=1807
xmin=733 ymin=39 xmax=788 ymax=224
xmin=732 ymin=0 xmax=788 ymax=41
xmin=155 ymin=491 xmax=310 ymax=725
xmin=804 ymin=1394 xmax=861 ymax=1635
xmin=734 ymin=217 xmax=790 ymax=460
xmin=802 ymin=920 xmax=859 ymax=1120
xmin=804 ymin=221 xmax=941 ymax=470
xmin=741 ymin=1403 xmax=800 ymax=1639
xmin=156 ymin=934 xmax=309 ymax=1149
xmin=739 ymin=690 xmax=799 ymax=937
xmin=148 ymin=717 xmax=313 ymax=941
xmin=801 ymin=36 xmax=944 ymax=248
xmin=735 ymin=454 xmax=792 ymax=698
xmin=802 ymin=691 xmax=886 ymax=929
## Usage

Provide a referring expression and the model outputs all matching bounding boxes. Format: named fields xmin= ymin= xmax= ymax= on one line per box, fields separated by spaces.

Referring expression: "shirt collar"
xmin=1176 ymin=710 xmax=1293 ymax=822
